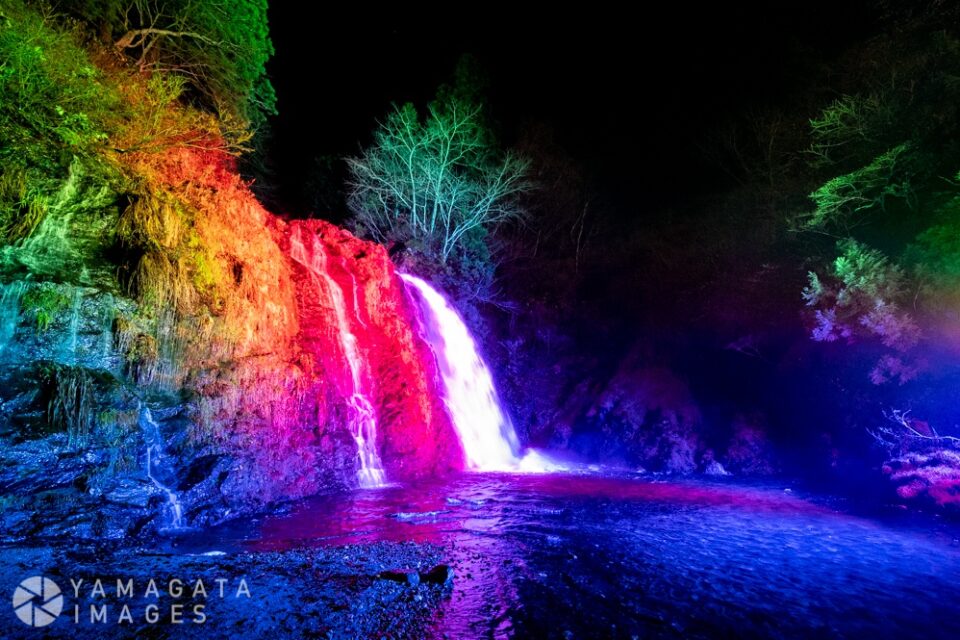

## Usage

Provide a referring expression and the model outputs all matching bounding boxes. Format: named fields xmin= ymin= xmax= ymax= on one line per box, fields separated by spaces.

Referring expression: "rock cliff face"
xmin=281 ymin=219 xmax=462 ymax=482
xmin=0 ymin=6 xmax=469 ymax=540
xmin=0 ymin=142 xmax=461 ymax=540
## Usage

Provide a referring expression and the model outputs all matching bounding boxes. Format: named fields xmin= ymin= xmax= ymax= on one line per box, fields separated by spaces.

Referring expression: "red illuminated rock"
xmin=278 ymin=219 xmax=463 ymax=480
xmin=132 ymin=143 xmax=462 ymax=504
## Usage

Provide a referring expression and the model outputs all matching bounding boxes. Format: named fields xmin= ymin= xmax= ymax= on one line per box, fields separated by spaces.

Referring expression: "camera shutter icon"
xmin=13 ymin=577 xmax=63 ymax=627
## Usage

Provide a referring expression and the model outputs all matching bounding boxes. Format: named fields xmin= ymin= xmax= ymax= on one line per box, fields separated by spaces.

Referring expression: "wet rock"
xmin=283 ymin=219 xmax=463 ymax=481
xmin=178 ymin=453 xmax=221 ymax=491
xmin=379 ymin=568 xmax=421 ymax=587
xmin=568 ymin=363 xmax=704 ymax=473
xmin=378 ymin=564 xmax=453 ymax=589
xmin=725 ymin=414 xmax=777 ymax=475
xmin=419 ymin=564 xmax=454 ymax=587
xmin=0 ymin=541 xmax=450 ymax=639
xmin=388 ymin=510 xmax=450 ymax=522
xmin=104 ymin=477 xmax=155 ymax=508
xmin=92 ymin=502 xmax=152 ymax=539
xmin=149 ymin=405 xmax=185 ymax=421
xmin=0 ymin=447 xmax=88 ymax=493
xmin=175 ymin=454 xmax=234 ymax=523
xmin=701 ymin=448 xmax=732 ymax=477
xmin=704 ymin=460 xmax=732 ymax=477
xmin=0 ymin=509 xmax=31 ymax=541
xmin=0 ymin=389 xmax=38 ymax=431
xmin=30 ymin=506 xmax=95 ymax=539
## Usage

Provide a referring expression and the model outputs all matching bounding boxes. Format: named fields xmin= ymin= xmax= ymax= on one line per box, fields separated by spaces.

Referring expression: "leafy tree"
xmin=799 ymin=27 xmax=960 ymax=385
xmin=807 ymin=94 xmax=896 ymax=168
xmin=803 ymin=143 xmax=917 ymax=232
xmin=803 ymin=239 xmax=921 ymax=384
xmin=0 ymin=0 xmax=120 ymax=168
xmin=57 ymin=0 xmax=276 ymax=133
xmin=346 ymin=92 xmax=530 ymax=266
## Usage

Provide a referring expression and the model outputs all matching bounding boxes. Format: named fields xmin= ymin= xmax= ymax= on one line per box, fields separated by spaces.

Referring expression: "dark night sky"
xmin=264 ymin=3 xmax=875 ymax=217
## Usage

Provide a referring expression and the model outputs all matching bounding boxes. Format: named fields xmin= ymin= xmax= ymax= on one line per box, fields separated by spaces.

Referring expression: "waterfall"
xmin=289 ymin=227 xmax=386 ymax=488
xmin=0 ymin=282 xmax=25 ymax=360
xmin=139 ymin=407 xmax=185 ymax=531
xmin=58 ymin=288 xmax=82 ymax=365
xmin=98 ymin=292 xmax=115 ymax=363
xmin=400 ymin=274 xmax=555 ymax=472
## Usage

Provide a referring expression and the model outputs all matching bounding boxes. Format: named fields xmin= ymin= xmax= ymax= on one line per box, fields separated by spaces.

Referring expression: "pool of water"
xmin=183 ymin=472 xmax=960 ymax=639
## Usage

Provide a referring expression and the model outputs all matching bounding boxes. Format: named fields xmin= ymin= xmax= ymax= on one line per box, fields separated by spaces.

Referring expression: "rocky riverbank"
xmin=0 ymin=540 xmax=451 ymax=639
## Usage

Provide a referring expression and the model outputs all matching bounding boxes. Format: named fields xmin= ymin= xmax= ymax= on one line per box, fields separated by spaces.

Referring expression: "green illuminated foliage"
xmin=21 ymin=285 xmax=70 ymax=332
xmin=61 ymin=0 xmax=277 ymax=133
xmin=803 ymin=238 xmax=921 ymax=383
xmin=0 ymin=167 xmax=48 ymax=242
xmin=0 ymin=1 xmax=115 ymax=164
xmin=347 ymin=94 xmax=530 ymax=264
xmin=188 ymin=232 xmax=226 ymax=313
xmin=116 ymin=193 xmax=186 ymax=252
xmin=808 ymin=94 xmax=895 ymax=167
xmin=902 ymin=190 xmax=960 ymax=309
xmin=804 ymin=144 xmax=916 ymax=231
xmin=46 ymin=365 xmax=95 ymax=448
xmin=798 ymin=28 xmax=960 ymax=385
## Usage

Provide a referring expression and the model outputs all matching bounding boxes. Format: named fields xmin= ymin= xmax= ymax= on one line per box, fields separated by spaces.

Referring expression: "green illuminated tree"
xmin=798 ymin=29 xmax=960 ymax=384
xmin=346 ymin=94 xmax=530 ymax=265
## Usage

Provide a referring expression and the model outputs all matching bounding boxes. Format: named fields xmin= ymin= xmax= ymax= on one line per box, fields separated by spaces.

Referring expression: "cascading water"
xmin=400 ymin=274 xmax=555 ymax=472
xmin=0 ymin=282 xmax=25 ymax=360
xmin=348 ymin=271 xmax=368 ymax=329
xmin=59 ymin=288 xmax=82 ymax=365
xmin=138 ymin=407 xmax=185 ymax=531
xmin=289 ymin=228 xmax=386 ymax=488
xmin=97 ymin=292 xmax=115 ymax=362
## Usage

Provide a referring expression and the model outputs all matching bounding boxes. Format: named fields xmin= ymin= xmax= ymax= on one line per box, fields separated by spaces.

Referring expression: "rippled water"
xmin=188 ymin=473 xmax=960 ymax=639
